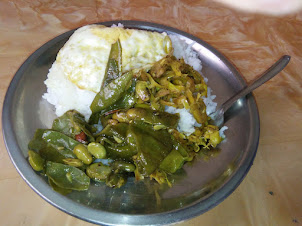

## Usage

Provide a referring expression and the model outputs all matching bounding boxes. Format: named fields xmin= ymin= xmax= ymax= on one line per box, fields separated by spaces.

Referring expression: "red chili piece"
xmin=75 ymin=131 xmax=87 ymax=143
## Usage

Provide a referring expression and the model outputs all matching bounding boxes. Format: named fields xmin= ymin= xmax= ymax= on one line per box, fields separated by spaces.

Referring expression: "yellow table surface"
xmin=1 ymin=0 xmax=302 ymax=225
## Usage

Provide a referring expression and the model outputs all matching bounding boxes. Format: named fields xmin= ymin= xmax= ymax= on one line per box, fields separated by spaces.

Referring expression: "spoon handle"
xmin=219 ymin=55 xmax=291 ymax=114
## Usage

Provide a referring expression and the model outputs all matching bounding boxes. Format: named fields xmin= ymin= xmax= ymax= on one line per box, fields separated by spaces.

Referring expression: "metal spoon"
xmin=210 ymin=55 xmax=291 ymax=128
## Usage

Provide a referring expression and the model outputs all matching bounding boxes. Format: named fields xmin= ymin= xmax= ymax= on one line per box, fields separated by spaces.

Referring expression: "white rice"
xmin=169 ymin=35 xmax=202 ymax=73
xmin=165 ymin=106 xmax=201 ymax=135
xmin=203 ymin=87 xmax=217 ymax=116
xmin=43 ymin=25 xmax=227 ymax=137
xmin=42 ymin=62 xmax=95 ymax=120
xmin=219 ymin=126 xmax=228 ymax=139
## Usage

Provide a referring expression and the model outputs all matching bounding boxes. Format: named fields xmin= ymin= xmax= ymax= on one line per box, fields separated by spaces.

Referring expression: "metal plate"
xmin=2 ymin=20 xmax=259 ymax=225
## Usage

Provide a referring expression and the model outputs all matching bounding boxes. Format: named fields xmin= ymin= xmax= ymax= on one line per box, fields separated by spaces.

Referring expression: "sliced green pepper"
xmin=39 ymin=146 xmax=67 ymax=164
xmin=48 ymin=178 xmax=72 ymax=195
xmin=63 ymin=158 xmax=84 ymax=167
xmin=98 ymin=123 xmax=129 ymax=142
xmin=159 ymin=149 xmax=186 ymax=174
xmin=159 ymin=134 xmax=190 ymax=174
xmin=52 ymin=110 xmax=94 ymax=142
xmin=104 ymin=89 xmax=137 ymax=113
xmin=103 ymin=39 xmax=122 ymax=86
xmin=90 ymin=71 xmax=133 ymax=114
xmin=126 ymin=108 xmax=179 ymax=129
xmin=28 ymin=129 xmax=47 ymax=152
xmin=105 ymin=144 xmax=137 ymax=161
xmin=132 ymin=120 xmax=174 ymax=150
xmin=128 ymin=121 xmax=173 ymax=176
xmin=28 ymin=150 xmax=45 ymax=171
xmin=89 ymin=80 xmax=137 ymax=124
xmin=46 ymin=162 xmax=90 ymax=191
xmin=28 ymin=129 xmax=78 ymax=162
xmin=42 ymin=130 xmax=79 ymax=154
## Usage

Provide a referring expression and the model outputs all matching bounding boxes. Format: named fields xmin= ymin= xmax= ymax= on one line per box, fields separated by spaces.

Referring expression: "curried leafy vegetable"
xmin=27 ymin=44 xmax=224 ymax=194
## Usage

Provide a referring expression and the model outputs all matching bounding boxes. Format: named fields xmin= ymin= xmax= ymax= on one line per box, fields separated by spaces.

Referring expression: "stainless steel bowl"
xmin=2 ymin=21 xmax=259 ymax=225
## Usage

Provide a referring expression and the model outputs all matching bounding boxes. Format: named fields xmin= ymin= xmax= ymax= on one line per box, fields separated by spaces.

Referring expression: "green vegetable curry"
xmin=28 ymin=40 xmax=223 ymax=194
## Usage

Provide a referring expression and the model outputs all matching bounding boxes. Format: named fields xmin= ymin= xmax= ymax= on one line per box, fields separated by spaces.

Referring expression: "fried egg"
xmin=56 ymin=25 xmax=172 ymax=93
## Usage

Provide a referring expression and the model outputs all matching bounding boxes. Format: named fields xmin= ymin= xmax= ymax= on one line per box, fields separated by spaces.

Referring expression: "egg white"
xmin=56 ymin=25 xmax=172 ymax=93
